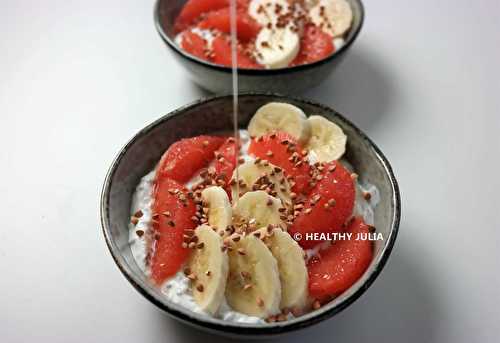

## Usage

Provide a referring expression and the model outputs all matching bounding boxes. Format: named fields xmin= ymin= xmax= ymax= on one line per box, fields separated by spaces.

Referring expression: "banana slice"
xmin=309 ymin=0 xmax=353 ymax=38
xmin=201 ymin=186 xmax=232 ymax=232
xmin=233 ymin=191 xmax=284 ymax=231
xmin=255 ymin=26 xmax=300 ymax=69
xmin=248 ymin=0 xmax=290 ymax=26
xmin=188 ymin=225 xmax=229 ymax=315
xmin=225 ymin=234 xmax=281 ymax=317
xmin=248 ymin=102 xmax=311 ymax=144
xmin=305 ymin=115 xmax=347 ymax=162
xmin=231 ymin=160 xmax=293 ymax=209
xmin=258 ymin=227 xmax=308 ymax=310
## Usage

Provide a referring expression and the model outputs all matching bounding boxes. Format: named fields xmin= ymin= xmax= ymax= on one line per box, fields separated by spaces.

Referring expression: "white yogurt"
xmin=175 ymin=28 xmax=215 ymax=48
xmin=128 ymin=129 xmax=378 ymax=323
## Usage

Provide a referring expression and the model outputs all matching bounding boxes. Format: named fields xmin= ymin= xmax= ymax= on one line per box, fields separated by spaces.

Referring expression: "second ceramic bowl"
xmin=154 ymin=0 xmax=365 ymax=93
xmin=101 ymin=93 xmax=400 ymax=338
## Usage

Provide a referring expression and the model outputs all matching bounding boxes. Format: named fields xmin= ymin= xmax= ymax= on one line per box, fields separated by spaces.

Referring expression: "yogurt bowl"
xmin=100 ymin=93 xmax=400 ymax=337
xmin=154 ymin=0 xmax=364 ymax=93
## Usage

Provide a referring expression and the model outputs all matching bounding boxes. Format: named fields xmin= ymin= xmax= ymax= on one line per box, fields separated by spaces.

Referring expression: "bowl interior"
xmin=155 ymin=0 xmax=365 ymax=72
xmin=101 ymin=94 xmax=399 ymax=336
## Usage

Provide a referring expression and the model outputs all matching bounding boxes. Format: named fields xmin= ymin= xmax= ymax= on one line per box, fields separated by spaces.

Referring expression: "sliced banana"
xmin=248 ymin=102 xmax=311 ymax=144
xmin=309 ymin=0 xmax=353 ymax=38
xmin=255 ymin=26 xmax=300 ymax=69
xmin=305 ymin=115 xmax=347 ymax=162
xmin=231 ymin=160 xmax=293 ymax=209
xmin=225 ymin=234 xmax=281 ymax=317
xmin=248 ymin=0 xmax=290 ymax=26
xmin=201 ymin=186 xmax=232 ymax=232
xmin=258 ymin=227 xmax=308 ymax=310
xmin=233 ymin=191 xmax=284 ymax=230
xmin=188 ymin=225 xmax=229 ymax=315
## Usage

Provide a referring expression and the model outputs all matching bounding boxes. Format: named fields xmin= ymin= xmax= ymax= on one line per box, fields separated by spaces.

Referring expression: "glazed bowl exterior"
xmin=100 ymin=93 xmax=400 ymax=338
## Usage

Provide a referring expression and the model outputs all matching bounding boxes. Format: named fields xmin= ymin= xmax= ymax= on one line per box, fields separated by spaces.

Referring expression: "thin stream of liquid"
xmin=229 ymin=0 xmax=240 ymax=202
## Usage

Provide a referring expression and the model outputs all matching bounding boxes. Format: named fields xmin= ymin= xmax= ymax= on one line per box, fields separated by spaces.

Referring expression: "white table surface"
xmin=1 ymin=0 xmax=499 ymax=342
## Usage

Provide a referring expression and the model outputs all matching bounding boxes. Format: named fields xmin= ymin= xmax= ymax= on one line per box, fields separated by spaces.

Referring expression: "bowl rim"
xmin=153 ymin=0 xmax=365 ymax=75
xmin=100 ymin=92 xmax=400 ymax=336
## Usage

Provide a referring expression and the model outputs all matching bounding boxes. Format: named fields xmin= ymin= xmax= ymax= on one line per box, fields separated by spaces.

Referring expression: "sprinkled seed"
xmin=266 ymin=150 xmax=273 ymax=157
xmin=290 ymin=192 xmax=297 ymax=200
xmin=232 ymin=235 xmax=241 ymax=242
xmin=243 ymin=283 xmax=253 ymax=291
xmin=253 ymin=231 xmax=261 ymax=238
xmin=237 ymin=248 xmax=246 ymax=256
xmin=294 ymin=204 xmax=304 ymax=211
xmin=136 ymin=230 xmax=144 ymax=237
xmin=168 ymin=220 xmax=175 ymax=227
xmin=196 ymin=242 xmax=205 ymax=249
xmin=277 ymin=314 xmax=287 ymax=322
xmin=134 ymin=210 xmax=143 ymax=218
xmin=196 ymin=284 xmax=204 ymax=292
xmin=267 ymin=198 xmax=274 ymax=206
xmin=351 ymin=173 xmax=358 ymax=180
xmin=256 ymin=297 xmax=264 ymax=307
xmin=328 ymin=199 xmax=336 ymax=207
xmin=241 ymin=271 xmax=250 ymax=278
xmin=305 ymin=208 xmax=312 ymax=214
xmin=363 ymin=192 xmax=372 ymax=201
xmin=163 ymin=211 xmax=171 ymax=217
xmin=266 ymin=315 xmax=276 ymax=323
xmin=131 ymin=216 xmax=139 ymax=225
xmin=182 ymin=242 xmax=188 ymax=248
xmin=188 ymin=242 xmax=196 ymax=249
xmin=187 ymin=273 xmax=197 ymax=281
xmin=312 ymin=299 xmax=321 ymax=310
xmin=183 ymin=267 xmax=191 ymax=275
xmin=202 ymin=140 xmax=209 ymax=147
xmin=270 ymin=132 xmax=277 ymax=139
xmin=328 ymin=165 xmax=337 ymax=172
xmin=205 ymin=270 xmax=212 ymax=277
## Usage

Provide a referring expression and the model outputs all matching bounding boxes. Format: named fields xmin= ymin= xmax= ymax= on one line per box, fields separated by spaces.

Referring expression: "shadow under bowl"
xmin=100 ymin=93 xmax=400 ymax=338
xmin=154 ymin=0 xmax=365 ymax=94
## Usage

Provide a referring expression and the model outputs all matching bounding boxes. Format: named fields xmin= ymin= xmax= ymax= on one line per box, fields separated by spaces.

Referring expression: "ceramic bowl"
xmin=154 ymin=0 xmax=365 ymax=93
xmin=100 ymin=93 xmax=400 ymax=338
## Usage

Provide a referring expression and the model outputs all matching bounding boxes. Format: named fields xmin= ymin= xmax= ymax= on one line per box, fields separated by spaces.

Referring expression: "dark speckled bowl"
xmin=154 ymin=0 xmax=364 ymax=93
xmin=100 ymin=93 xmax=400 ymax=338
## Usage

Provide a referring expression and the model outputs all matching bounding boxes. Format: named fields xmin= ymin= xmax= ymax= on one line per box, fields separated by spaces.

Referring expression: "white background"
xmin=1 ymin=0 xmax=499 ymax=342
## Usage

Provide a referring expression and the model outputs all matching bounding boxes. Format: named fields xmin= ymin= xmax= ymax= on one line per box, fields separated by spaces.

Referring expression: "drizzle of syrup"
xmin=229 ymin=0 xmax=240 ymax=202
